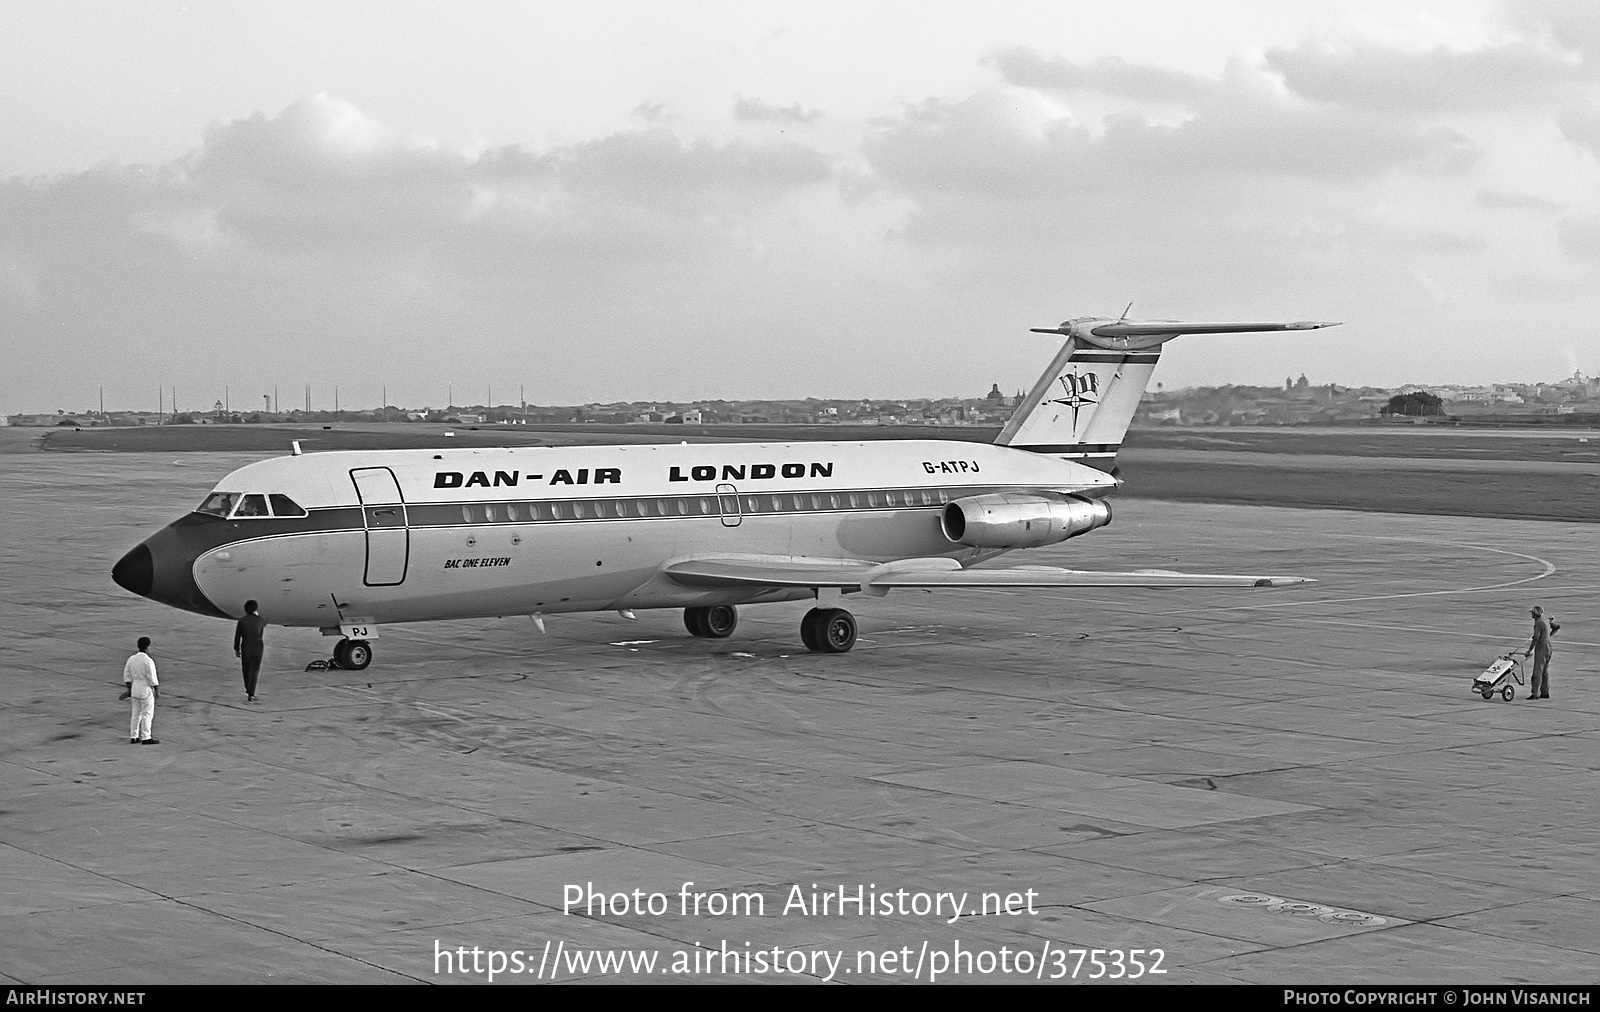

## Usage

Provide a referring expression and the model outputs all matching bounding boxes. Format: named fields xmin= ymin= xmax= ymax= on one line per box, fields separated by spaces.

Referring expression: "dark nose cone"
xmin=112 ymin=544 xmax=153 ymax=597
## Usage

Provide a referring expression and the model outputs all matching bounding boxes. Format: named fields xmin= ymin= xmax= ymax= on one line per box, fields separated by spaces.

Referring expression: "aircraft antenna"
xmin=1119 ymin=302 xmax=1133 ymax=321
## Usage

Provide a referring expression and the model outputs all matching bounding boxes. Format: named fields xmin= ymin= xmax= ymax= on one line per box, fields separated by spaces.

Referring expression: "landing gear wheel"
xmin=338 ymin=639 xmax=372 ymax=671
xmin=800 ymin=609 xmax=821 ymax=651
xmin=703 ymin=605 xmax=738 ymax=638
xmin=1502 ymin=685 xmax=1515 ymax=702
xmin=1480 ymin=687 xmax=1493 ymax=700
xmin=802 ymin=608 xmax=856 ymax=653
xmin=820 ymin=609 xmax=856 ymax=653
xmin=684 ymin=607 xmax=709 ymax=637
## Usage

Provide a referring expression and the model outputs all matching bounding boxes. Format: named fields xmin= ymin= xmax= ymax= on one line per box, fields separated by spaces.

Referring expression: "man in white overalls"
xmin=123 ymin=636 xmax=160 ymax=744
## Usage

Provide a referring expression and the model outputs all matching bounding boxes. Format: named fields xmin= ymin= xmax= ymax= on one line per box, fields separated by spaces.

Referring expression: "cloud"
xmin=1559 ymin=216 xmax=1600 ymax=259
xmin=558 ymin=128 xmax=831 ymax=213
xmin=863 ymin=84 xmax=1476 ymax=215
xmin=632 ymin=101 xmax=670 ymax=124
xmin=986 ymin=47 xmax=1215 ymax=104
xmin=1556 ymin=100 xmax=1600 ymax=157
xmin=732 ymin=96 xmax=823 ymax=125
xmin=0 ymin=95 xmax=847 ymax=409
xmin=1474 ymin=188 xmax=1567 ymax=212
xmin=1264 ymin=37 xmax=1590 ymax=113
xmin=1511 ymin=0 xmax=1600 ymax=60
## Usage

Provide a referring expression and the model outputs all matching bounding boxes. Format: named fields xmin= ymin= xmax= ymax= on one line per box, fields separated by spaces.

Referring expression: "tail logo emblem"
xmin=1048 ymin=372 xmax=1099 ymax=435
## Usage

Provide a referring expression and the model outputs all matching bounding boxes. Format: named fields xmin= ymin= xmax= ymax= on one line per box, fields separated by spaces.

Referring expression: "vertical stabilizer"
xmin=996 ymin=316 xmax=1340 ymax=470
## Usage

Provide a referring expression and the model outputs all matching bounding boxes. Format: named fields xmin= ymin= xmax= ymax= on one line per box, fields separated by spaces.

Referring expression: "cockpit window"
xmin=268 ymin=494 xmax=308 ymax=518
xmin=197 ymin=492 xmax=237 ymax=516
xmin=234 ymin=494 xmax=270 ymax=518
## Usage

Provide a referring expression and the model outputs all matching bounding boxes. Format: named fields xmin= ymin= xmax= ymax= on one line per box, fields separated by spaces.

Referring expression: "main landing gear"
xmin=685 ymin=605 xmax=739 ymax=638
xmin=682 ymin=604 xmax=858 ymax=653
xmin=800 ymin=607 xmax=856 ymax=653
xmin=332 ymin=638 xmax=372 ymax=671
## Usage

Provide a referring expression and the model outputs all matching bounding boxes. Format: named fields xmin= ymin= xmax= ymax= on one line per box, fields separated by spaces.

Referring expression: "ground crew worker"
xmin=1524 ymin=605 xmax=1554 ymax=700
xmin=123 ymin=636 xmax=160 ymax=744
xmin=234 ymin=600 xmax=267 ymax=703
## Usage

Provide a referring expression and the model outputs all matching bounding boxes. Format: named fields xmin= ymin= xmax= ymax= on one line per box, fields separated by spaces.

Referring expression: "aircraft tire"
xmin=684 ymin=607 xmax=710 ymax=637
xmin=342 ymin=640 xmax=373 ymax=671
xmin=703 ymin=605 xmax=738 ymax=638
xmin=331 ymin=640 xmax=349 ymax=669
xmin=800 ymin=608 xmax=822 ymax=651
xmin=819 ymin=608 xmax=856 ymax=653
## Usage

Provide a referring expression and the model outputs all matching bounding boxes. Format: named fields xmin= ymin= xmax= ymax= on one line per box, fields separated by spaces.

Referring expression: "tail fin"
xmin=996 ymin=316 xmax=1339 ymax=470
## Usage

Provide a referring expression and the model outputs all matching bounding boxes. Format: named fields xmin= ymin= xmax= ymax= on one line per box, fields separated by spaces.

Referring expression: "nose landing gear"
xmin=332 ymin=638 xmax=372 ymax=670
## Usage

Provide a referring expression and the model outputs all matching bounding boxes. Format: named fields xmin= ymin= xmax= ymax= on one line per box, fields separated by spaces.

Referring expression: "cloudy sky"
xmin=2 ymin=0 xmax=1597 ymax=414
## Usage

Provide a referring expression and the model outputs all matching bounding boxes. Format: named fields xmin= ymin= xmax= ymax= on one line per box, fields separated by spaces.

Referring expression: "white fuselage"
xmin=164 ymin=439 xmax=1112 ymax=627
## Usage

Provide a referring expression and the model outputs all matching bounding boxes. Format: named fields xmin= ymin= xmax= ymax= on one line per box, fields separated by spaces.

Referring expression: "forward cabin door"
xmin=716 ymin=482 xmax=741 ymax=528
xmin=351 ymin=467 xmax=409 ymax=586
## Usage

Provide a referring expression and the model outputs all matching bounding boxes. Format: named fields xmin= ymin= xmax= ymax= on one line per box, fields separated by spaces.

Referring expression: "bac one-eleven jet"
xmin=112 ymin=314 xmax=1336 ymax=669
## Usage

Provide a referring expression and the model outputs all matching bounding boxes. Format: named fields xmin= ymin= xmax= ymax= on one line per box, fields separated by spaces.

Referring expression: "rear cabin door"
xmin=350 ymin=467 xmax=409 ymax=586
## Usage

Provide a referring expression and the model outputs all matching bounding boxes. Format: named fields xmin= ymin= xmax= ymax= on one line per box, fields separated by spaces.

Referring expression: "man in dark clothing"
xmin=234 ymin=600 xmax=267 ymax=703
xmin=1524 ymin=605 xmax=1554 ymax=700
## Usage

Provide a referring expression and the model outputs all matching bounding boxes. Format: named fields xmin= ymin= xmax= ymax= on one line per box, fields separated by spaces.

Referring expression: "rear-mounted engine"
xmin=941 ymin=493 xmax=1112 ymax=549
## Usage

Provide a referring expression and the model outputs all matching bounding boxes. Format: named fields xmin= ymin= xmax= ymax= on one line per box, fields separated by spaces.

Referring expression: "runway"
xmin=2 ymin=451 xmax=1597 ymax=983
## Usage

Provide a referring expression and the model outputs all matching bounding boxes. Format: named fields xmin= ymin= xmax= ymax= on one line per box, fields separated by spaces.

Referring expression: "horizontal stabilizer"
xmin=664 ymin=556 xmax=1311 ymax=591
xmin=1029 ymin=320 xmax=1341 ymax=339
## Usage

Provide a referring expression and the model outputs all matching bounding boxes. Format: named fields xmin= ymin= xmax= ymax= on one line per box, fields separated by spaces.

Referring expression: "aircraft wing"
xmin=663 ymin=556 xmax=1311 ymax=591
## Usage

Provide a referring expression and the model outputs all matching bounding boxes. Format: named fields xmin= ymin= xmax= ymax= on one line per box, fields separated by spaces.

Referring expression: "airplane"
xmin=111 ymin=314 xmax=1337 ymax=669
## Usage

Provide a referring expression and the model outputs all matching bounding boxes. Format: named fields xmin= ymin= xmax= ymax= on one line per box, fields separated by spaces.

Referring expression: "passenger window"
xmin=268 ymin=494 xmax=307 ymax=517
xmin=485 ymin=505 xmax=497 ymax=523
xmin=884 ymin=491 xmax=898 ymax=507
xmin=199 ymin=492 xmax=237 ymax=516
xmin=743 ymin=497 xmax=759 ymax=513
xmin=791 ymin=495 xmax=804 ymax=511
xmin=676 ymin=498 xmax=689 ymax=516
xmin=551 ymin=503 xmax=565 ymax=519
xmin=573 ymin=502 xmax=587 ymax=519
xmin=460 ymin=506 xmax=472 ymax=524
xmin=636 ymin=500 xmax=652 ymax=516
xmin=848 ymin=493 xmax=860 ymax=509
xmin=771 ymin=495 xmax=783 ymax=512
xmin=829 ymin=494 xmax=839 ymax=509
xmin=235 ymin=494 xmax=269 ymax=518
xmin=868 ymin=492 xmax=882 ymax=508
xmin=595 ymin=500 xmax=610 ymax=518
xmin=698 ymin=497 xmax=713 ymax=515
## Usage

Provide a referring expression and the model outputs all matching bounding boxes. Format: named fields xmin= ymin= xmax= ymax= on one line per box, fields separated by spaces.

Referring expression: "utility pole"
xmin=274 ymin=385 xmax=278 ymax=414
xmin=99 ymin=386 xmax=104 ymax=417
xmin=521 ymin=384 xmax=526 ymax=422
xmin=382 ymin=384 xmax=387 ymax=422
xmin=448 ymin=383 xmax=452 ymax=410
xmin=225 ymin=386 xmax=229 ymax=413
xmin=334 ymin=385 xmax=339 ymax=414
xmin=305 ymin=384 xmax=310 ymax=414
xmin=157 ymin=385 xmax=162 ymax=423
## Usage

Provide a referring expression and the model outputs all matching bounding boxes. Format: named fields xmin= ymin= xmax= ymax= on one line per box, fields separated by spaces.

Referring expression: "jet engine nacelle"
xmin=941 ymin=493 xmax=1112 ymax=549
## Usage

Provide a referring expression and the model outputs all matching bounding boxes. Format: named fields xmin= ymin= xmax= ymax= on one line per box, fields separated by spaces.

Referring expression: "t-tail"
xmin=995 ymin=315 xmax=1341 ymax=470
